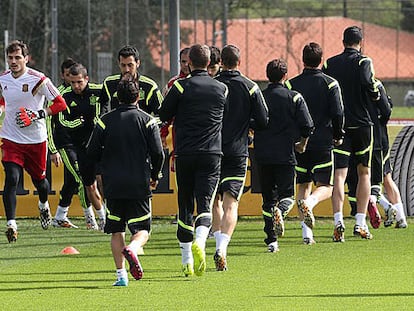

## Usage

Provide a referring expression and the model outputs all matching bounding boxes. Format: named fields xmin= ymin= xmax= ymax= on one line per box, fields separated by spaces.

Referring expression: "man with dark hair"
xmin=323 ymin=26 xmax=380 ymax=241
xmin=255 ymin=58 xmax=313 ymax=252
xmin=100 ymin=45 xmax=163 ymax=114
xmin=208 ymin=46 xmax=222 ymax=77
xmin=0 ymin=40 xmax=67 ymax=242
xmin=47 ymin=58 xmax=81 ymax=228
xmin=286 ymin=42 xmax=344 ymax=244
xmin=211 ymin=44 xmax=268 ymax=270
xmin=87 ymin=73 xmax=164 ymax=286
xmin=58 ymin=63 xmax=106 ymax=230
xmin=159 ymin=44 xmax=228 ymax=277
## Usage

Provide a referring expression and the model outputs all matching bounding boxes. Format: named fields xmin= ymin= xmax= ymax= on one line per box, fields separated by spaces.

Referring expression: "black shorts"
xmin=371 ymin=149 xmax=383 ymax=185
xmin=76 ymin=146 xmax=97 ymax=186
xmin=334 ymin=126 xmax=373 ymax=169
xmin=295 ymin=150 xmax=333 ymax=186
xmin=104 ymin=198 xmax=151 ymax=234
xmin=218 ymin=156 xmax=248 ymax=201
xmin=382 ymin=148 xmax=392 ymax=176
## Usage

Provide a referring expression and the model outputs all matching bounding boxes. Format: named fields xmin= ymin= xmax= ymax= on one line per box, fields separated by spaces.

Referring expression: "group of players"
xmin=0 ymin=25 xmax=408 ymax=286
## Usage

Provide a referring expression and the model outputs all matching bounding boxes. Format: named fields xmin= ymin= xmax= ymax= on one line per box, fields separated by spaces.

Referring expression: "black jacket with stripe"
xmin=215 ymin=70 xmax=268 ymax=157
xmin=323 ymin=47 xmax=379 ymax=128
xmin=56 ymin=83 xmax=104 ymax=148
xmin=159 ymin=69 xmax=228 ymax=156
xmin=286 ymin=68 xmax=344 ymax=151
xmin=87 ymin=104 xmax=164 ymax=199
xmin=254 ymin=83 xmax=314 ymax=165
xmin=100 ymin=73 xmax=163 ymax=115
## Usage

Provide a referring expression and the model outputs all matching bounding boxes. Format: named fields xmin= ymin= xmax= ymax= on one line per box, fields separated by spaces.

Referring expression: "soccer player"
xmin=286 ymin=42 xmax=344 ymax=244
xmin=211 ymin=44 xmax=268 ymax=270
xmin=0 ymin=40 xmax=67 ymax=242
xmin=207 ymin=46 xmax=222 ymax=77
xmin=255 ymin=58 xmax=313 ymax=252
xmin=99 ymin=45 xmax=163 ymax=114
xmin=47 ymin=58 xmax=81 ymax=228
xmin=58 ymin=63 xmax=106 ymax=230
xmin=159 ymin=44 xmax=228 ymax=277
xmin=323 ymin=26 xmax=380 ymax=241
xmin=87 ymin=73 xmax=164 ymax=286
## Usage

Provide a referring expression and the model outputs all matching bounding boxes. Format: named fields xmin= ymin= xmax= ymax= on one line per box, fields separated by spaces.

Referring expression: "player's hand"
xmin=50 ymin=152 xmax=62 ymax=167
xmin=15 ymin=107 xmax=46 ymax=128
xmin=150 ymin=179 xmax=158 ymax=191
xmin=333 ymin=138 xmax=343 ymax=146
xmin=295 ymin=141 xmax=306 ymax=154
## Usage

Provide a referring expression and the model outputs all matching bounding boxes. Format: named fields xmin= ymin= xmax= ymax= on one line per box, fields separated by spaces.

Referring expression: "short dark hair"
xmin=343 ymin=26 xmax=363 ymax=45
xmin=118 ymin=45 xmax=140 ymax=62
xmin=209 ymin=46 xmax=221 ymax=66
xmin=117 ymin=73 xmax=140 ymax=104
xmin=302 ymin=42 xmax=323 ymax=68
xmin=61 ymin=58 xmax=77 ymax=74
xmin=6 ymin=40 xmax=29 ymax=57
xmin=189 ymin=44 xmax=211 ymax=68
xmin=221 ymin=45 xmax=240 ymax=68
xmin=266 ymin=59 xmax=287 ymax=83
xmin=68 ymin=63 xmax=88 ymax=77
xmin=179 ymin=47 xmax=190 ymax=59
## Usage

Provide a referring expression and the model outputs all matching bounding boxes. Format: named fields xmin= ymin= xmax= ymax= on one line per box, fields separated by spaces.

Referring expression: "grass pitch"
xmin=0 ymin=217 xmax=413 ymax=310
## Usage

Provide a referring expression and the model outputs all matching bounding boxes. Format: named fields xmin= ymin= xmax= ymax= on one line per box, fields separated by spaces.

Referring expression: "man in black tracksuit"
xmin=254 ymin=58 xmax=314 ymax=253
xmin=159 ymin=44 xmax=228 ymax=277
xmin=323 ymin=26 xmax=380 ymax=240
xmin=286 ymin=42 xmax=344 ymax=244
xmin=59 ymin=63 xmax=107 ymax=230
xmin=99 ymin=45 xmax=163 ymax=114
xmin=211 ymin=44 xmax=268 ymax=271
xmin=87 ymin=73 xmax=164 ymax=286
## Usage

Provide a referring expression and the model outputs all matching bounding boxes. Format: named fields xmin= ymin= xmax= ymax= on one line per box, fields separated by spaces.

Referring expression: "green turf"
xmin=1 ymin=217 xmax=413 ymax=310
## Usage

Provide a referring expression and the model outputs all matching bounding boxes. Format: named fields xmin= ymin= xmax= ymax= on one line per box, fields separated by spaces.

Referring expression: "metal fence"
xmin=1 ymin=0 xmax=413 ymax=102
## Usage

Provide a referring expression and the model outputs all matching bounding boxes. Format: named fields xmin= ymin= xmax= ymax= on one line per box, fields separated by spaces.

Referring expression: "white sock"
xmin=116 ymin=268 xmax=128 ymax=280
xmin=334 ymin=212 xmax=343 ymax=225
xmin=378 ymin=194 xmax=390 ymax=212
xmin=179 ymin=242 xmax=193 ymax=265
xmin=96 ymin=206 xmax=106 ymax=219
xmin=55 ymin=205 xmax=69 ymax=220
xmin=355 ymin=213 xmax=366 ymax=226
xmin=304 ymin=195 xmax=318 ymax=210
xmin=83 ymin=205 xmax=95 ymax=217
xmin=301 ymin=221 xmax=313 ymax=239
xmin=214 ymin=230 xmax=221 ymax=250
xmin=38 ymin=201 xmax=49 ymax=211
xmin=7 ymin=219 xmax=17 ymax=229
xmin=194 ymin=225 xmax=210 ymax=250
xmin=217 ymin=233 xmax=231 ymax=256
xmin=128 ymin=240 xmax=142 ymax=256
xmin=394 ymin=202 xmax=406 ymax=221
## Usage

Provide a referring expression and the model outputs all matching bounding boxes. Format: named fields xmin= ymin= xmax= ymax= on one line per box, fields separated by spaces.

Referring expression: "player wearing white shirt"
xmin=0 ymin=40 xmax=67 ymax=243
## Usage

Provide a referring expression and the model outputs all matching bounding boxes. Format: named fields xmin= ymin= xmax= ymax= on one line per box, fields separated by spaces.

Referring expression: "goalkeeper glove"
xmin=15 ymin=107 xmax=47 ymax=128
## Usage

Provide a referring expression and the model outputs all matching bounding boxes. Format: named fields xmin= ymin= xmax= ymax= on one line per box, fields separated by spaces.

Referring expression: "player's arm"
xmin=250 ymin=84 xmax=269 ymax=130
xmin=328 ymin=79 xmax=345 ymax=143
xmin=360 ymin=57 xmax=379 ymax=101
xmin=146 ymin=117 xmax=165 ymax=187
xmin=86 ymin=117 xmax=105 ymax=162
xmin=293 ymin=92 xmax=314 ymax=153
xmin=158 ymin=80 xmax=181 ymax=122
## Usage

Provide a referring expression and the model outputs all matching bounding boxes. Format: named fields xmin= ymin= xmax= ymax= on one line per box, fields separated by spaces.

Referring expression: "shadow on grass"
xmin=266 ymin=292 xmax=414 ymax=298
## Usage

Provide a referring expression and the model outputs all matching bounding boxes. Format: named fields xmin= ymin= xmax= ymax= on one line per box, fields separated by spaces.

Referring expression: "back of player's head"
xmin=221 ymin=45 xmax=240 ymax=69
xmin=189 ymin=44 xmax=211 ymax=68
xmin=302 ymin=42 xmax=323 ymax=68
xmin=118 ymin=45 xmax=140 ymax=62
xmin=343 ymin=26 xmax=363 ymax=45
xmin=69 ymin=63 xmax=88 ymax=77
xmin=6 ymin=40 xmax=29 ymax=57
xmin=266 ymin=58 xmax=287 ymax=83
xmin=117 ymin=73 xmax=139 ymax=104
xmin=61 ymin=58 xmax=77 ymax=74
xmin=209 ymin=46 xmax=221 ymax=66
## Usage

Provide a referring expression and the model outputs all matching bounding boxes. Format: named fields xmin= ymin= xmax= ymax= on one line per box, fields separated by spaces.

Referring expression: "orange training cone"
xmin=60 ymin=246 xmax=80 ymax=255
